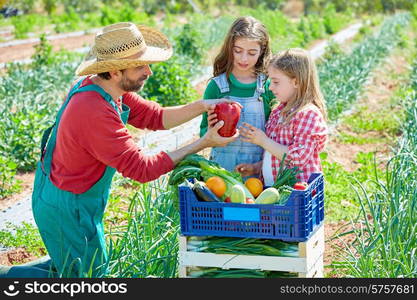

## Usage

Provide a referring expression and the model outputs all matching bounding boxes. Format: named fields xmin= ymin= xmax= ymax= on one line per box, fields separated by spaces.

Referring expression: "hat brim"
xmin=76 ymin=25 xmax=173 ymax=76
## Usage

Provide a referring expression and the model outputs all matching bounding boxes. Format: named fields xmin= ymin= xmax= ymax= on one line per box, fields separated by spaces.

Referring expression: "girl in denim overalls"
xmin=200 ymin=16 xmax=276 ymax=175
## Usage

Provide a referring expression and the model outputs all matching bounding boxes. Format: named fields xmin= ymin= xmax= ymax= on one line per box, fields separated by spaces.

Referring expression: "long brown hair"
xmin=269 ymin=48 xmax=327 ymax=123
xmin=213 ymin=16 xmax=271 ymax=78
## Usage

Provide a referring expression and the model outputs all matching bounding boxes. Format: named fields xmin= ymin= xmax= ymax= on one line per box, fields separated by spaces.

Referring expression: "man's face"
xmin=119 ymin=65 xmax=153 ymax=92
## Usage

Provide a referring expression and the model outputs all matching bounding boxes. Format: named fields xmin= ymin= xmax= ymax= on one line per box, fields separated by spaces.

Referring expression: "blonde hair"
xmin=213 ymin=16 xmax=271 ymax=78
xmin=269 ymin=48 xmax=327 ymax=123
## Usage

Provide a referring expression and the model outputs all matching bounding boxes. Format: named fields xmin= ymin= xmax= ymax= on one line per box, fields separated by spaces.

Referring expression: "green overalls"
xmin=0 ymin=79 xmax=129 ymax=278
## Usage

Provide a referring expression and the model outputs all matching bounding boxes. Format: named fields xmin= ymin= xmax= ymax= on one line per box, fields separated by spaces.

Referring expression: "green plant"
xmin=412 ymin=2 xmax=417 ymax=21
xmin=298 ymin=17 xmax=312 ymax=47
xmin=323 ymin=3 xmax=347 ymax=34
xmin=8 ymin=0 xmax=36 ymax=13
xmin=1 ymin=108 xmax=49 ymax=171
xmin=99 ymin=5 xmax=153 ymax=27
xmin=320 ymin=13 xmax=410 ymax=120
xmin=307 ymin=14 xmax=326 ymax=40
xmin=333 ymin=57 xmax=417 ymax=278
xmin=174 ymin=24 xmax=204 ymax=64
xmin=53 ymin=7 xmax=81 ymax=33
xmin=0 ymin=157 xmax=21 ymax=199
xmin=42 ymin=0 xmax=57 ymax=15
xmin=0 ymin=59 xmax=80 ymax=172
xmin=31 ymin=34 xmax=53 ymax=68
xmin=11 ymin=15 xmax=35 ymax=39
xmin=321 ymin=151 xmax=383 ymax=222
xmin=104 ymin=177 xmax=180 ymax=277
xmin=141 ymin=55 xmax=198 ymax=107
xmin=61 ymin=0 xmax=99 ymax=14
xmin=0 ymin=222 xmax=46 ymax=258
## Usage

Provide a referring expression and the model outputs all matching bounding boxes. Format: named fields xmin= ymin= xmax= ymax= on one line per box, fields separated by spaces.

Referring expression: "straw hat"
xmin=76 ymin=22 xmax=173 ymax=76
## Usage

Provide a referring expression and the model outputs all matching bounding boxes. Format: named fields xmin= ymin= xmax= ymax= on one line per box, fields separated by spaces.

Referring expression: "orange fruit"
xmin=205 ymin=176 xmax=227 ymax=197
xmin=245 ymin=178 xmax=263 ymax=197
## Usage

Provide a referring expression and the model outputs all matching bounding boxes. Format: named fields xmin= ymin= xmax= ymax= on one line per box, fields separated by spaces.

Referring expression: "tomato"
xmin=245 ymin=198 xmax=255 ymax=204
xmin=214 ymin=102 xmax=241 ymax=137
xmin=293 ymin=182 xmax=308 ymax=190
xmin=224 ymin=197 xmax=231 ymax=203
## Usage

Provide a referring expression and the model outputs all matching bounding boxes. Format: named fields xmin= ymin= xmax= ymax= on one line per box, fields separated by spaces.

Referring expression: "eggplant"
xmin=192 ymin=179 xmax=221 ymax=202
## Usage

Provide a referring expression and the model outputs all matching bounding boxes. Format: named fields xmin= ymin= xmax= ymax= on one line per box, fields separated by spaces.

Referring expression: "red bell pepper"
xmin=214 ymin=102 xmax=241 ymax=137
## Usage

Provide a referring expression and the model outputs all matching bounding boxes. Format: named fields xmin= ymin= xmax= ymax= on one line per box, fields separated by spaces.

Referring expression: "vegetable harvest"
xmin=168 ymin=154 xmax=255 ymax=200
xmin=192 ymin=179 xmax=221 ymax=202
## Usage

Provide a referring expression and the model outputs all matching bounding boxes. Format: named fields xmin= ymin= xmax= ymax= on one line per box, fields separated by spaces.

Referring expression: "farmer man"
xmin=0 ymin=22 xmax=238 ymax=277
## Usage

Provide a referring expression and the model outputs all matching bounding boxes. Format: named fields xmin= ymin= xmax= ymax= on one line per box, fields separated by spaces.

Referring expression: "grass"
xmin=336 ymin=104 xmax=403 ymax=145
xmin=322 ymin=152 xmax=383 ymax=222
xmin=343 ymin=106 xmax=402 ymax=136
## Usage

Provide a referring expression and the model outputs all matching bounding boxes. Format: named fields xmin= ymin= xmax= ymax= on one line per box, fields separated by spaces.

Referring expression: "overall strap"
xmin=40 ymin=79 xmax=84 ymax=160
xmin=255 ymin=73 xmax=266 ymax=95
xmin=41 ymin=82 xmax=119 ymax=176
xmin=213 ymin=73 xmax=230 ymax=94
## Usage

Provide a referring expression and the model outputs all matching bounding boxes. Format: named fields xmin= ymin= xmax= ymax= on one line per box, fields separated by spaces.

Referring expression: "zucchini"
xmin=230 ymin=184 xmax=246 ymax=203
xmin=255 ymin=187 xmax=279 ymax=204
xmin=192 ymin=179 xmax=221 ymax=202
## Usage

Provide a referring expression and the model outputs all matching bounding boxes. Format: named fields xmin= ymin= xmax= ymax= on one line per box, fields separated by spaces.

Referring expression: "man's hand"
xmin=203 ymin=98 xmax=243 ymax=113
xmin=239 ymin=122 xmax=268 ymax=147
xmin=166 ymin=120 xmax=239 ymax=165
xmin=202 ymin=120 xmax=239 ymax=147
xmin=205 ymin=99 xmax=242 ymax=128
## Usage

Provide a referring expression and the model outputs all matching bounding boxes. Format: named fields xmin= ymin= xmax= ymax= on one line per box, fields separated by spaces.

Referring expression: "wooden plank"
xmin=179 ymin=251 xmax=307 ymax=273
xmin=178 ymin=266 xmax=187 ymax=278
xmin=178 ymin=235 xmax=188 ymax=252
xmin=298 ymin=255 xmax=323 ymax=278
xmin=298 ymin=224 xmax=324 ymax=271
xmin=178 ymin=224 xmax=324 ymax=277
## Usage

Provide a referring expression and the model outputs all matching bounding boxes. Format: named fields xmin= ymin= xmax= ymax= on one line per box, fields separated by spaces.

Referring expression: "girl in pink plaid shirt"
xmin=236 ymin=48 xmax=328 ymax=185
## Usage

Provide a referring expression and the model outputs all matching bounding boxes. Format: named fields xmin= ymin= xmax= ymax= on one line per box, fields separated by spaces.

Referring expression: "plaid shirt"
xmin=265 ymin=103 xmax=328 ymax=183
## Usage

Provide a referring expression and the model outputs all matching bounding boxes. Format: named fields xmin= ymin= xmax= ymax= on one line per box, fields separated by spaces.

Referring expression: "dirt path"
xmin=0 ymin=33 xmax=95 ymax=64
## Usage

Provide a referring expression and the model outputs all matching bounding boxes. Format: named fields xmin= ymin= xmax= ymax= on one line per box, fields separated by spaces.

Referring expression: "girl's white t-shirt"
xmin=262 ymin=151 xmax=274 ymax=187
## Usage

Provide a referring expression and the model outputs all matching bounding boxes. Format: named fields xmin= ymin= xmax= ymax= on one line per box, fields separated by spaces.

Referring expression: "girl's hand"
xmin=239 ymin=122 xmax=268 ymax=147
xmin=235 ymin=161 xmax=262 ymax=177
xmin=235 ymin=163 xmax=257 ymax=177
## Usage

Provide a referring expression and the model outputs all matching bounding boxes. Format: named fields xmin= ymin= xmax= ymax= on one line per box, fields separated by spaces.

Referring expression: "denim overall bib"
xmin=210 ymin=73 xmax=266 ymax=173
xmin=28 ymin=79 xmax=129 ymax=278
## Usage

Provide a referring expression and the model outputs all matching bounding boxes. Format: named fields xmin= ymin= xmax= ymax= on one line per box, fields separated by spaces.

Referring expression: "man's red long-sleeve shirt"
xmin=50 ymin=77 xmax=174 ymax=194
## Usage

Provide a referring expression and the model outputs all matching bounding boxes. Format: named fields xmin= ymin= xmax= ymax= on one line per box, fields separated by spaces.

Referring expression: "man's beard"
xmin=120 ymin=74 xmax=148 ymax=92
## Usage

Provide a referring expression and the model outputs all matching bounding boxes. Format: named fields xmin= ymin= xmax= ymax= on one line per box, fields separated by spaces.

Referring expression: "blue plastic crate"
xmin=179 ymin=173 xmax=324 ymax=242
